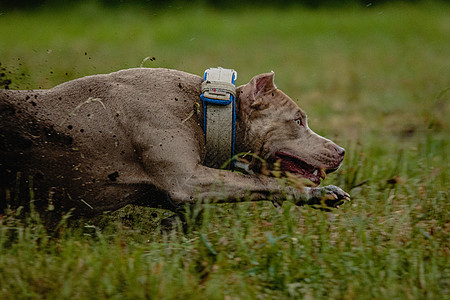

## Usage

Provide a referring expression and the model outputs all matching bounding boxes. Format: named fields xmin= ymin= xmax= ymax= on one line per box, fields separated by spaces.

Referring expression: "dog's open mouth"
xmin=271 ymin=151 xmax=326 ymax=186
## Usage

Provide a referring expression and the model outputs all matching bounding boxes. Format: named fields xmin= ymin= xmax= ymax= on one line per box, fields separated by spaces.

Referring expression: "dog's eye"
xmin=295 ymin=118 xmax=303 ymax=126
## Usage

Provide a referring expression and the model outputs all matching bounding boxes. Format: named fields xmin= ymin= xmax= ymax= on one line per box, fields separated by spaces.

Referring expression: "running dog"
xmin=0 ymin=68 xmax=349 ymax=218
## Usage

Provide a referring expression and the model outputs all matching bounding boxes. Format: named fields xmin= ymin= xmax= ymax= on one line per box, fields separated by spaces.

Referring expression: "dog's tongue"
xmin=273 ymin=152 xmax=324 ymax=185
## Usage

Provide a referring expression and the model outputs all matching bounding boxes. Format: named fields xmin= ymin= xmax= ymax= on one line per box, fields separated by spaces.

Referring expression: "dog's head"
xmin=236 ymin=72 xmax=345 ymax=186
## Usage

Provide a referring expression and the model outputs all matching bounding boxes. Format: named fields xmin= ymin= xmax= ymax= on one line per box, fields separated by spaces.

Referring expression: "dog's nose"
xmin=335 ymin=145 xmax=345 ymax=157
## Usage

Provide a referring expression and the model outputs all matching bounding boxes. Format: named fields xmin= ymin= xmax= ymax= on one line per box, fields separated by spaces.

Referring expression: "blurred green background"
xmin=1 ymin=0 xmax=448 ymax=147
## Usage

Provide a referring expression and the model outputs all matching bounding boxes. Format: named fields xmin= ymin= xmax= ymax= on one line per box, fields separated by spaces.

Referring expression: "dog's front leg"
xmin=160 ymin=175 xmax=349 ymax=231
xmin=169 ymin=166 xmax=349 ymax=208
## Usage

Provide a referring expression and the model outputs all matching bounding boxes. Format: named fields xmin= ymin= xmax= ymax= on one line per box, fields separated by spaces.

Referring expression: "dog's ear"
xmin=237 ymin=72 xmax=276 ymax=120
xmin=251 ymin=72 xmax=276 ymax=99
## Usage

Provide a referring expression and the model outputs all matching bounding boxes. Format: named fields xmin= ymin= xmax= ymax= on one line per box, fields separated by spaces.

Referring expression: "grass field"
xmin=0 ymin=2 xmax=449 ymax=299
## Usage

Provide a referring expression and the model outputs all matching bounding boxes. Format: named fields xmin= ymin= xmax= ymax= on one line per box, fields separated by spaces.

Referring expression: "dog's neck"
xmin=234 ymin=93 xmax=254 ymax=157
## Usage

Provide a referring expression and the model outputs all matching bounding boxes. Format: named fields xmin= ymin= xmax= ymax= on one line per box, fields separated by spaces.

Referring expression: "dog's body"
xmin=0 ymin=68 xmax=349 ymax=217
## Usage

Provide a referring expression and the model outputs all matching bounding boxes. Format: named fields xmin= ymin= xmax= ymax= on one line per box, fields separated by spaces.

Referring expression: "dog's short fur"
xmin=0 ymin=68 xmax=349 ymax=217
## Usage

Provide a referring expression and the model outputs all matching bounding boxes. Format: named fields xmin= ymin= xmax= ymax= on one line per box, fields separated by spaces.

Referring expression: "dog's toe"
xmin=303 ymin=185 xmax=350 ymax=208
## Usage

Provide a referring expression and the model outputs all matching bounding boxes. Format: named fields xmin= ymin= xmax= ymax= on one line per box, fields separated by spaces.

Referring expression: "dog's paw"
xmin=296 ymin=185 xmax=350 ymax=208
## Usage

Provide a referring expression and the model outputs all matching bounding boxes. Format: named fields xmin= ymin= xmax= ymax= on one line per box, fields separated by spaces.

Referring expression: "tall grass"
xmin=0 ymin=2 xmax=449 ymax=299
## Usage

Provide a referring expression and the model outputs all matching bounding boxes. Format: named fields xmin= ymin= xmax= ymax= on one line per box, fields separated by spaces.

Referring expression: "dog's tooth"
xmin=313 ymin=170 xmax=318 ymax=176
xmin=320 ymin=168 xmax=326 ymax=179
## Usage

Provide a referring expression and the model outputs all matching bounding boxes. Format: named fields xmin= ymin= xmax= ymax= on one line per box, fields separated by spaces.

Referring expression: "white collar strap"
xmin=200 ymin=67 xmax=237 ymax=170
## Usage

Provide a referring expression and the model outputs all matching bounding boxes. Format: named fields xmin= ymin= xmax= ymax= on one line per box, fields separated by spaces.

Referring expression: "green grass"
xmin=0 ymin=2 xmax=449 ymax=299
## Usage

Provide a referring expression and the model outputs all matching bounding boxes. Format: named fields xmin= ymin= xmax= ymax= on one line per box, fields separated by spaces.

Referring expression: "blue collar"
xmin=200 ymin=68 xmax=237 ymax=170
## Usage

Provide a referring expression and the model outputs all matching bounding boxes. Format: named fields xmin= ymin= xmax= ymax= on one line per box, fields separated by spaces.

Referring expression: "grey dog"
xmin=0 ymin=68 xmax=349 ymax=220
